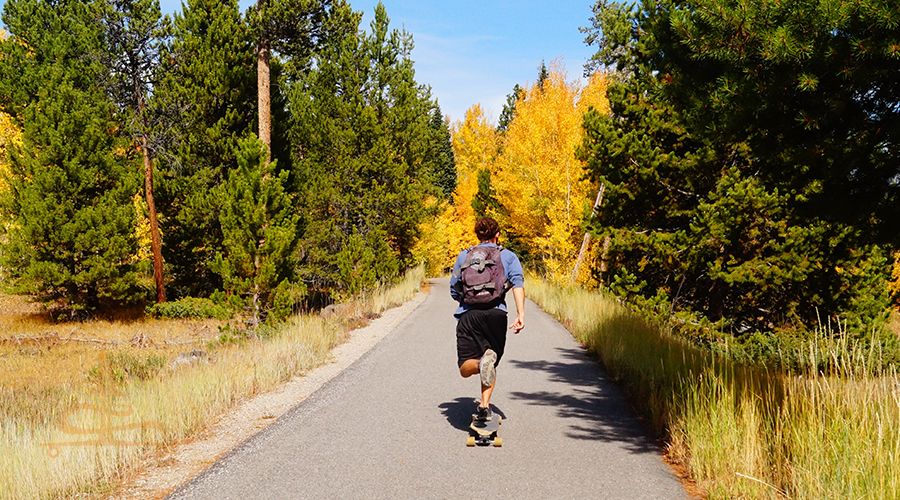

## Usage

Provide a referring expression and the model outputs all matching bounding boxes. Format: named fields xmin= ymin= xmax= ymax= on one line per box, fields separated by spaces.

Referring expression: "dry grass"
xmin=0 ymin=266 xmax=425 ymax=500
xmin=528 ymin=277 xmax=900 ymax=500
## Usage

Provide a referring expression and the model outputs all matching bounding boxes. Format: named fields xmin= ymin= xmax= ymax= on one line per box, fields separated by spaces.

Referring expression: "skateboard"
xmin=467 ymin=414 xmax=502 ymax=447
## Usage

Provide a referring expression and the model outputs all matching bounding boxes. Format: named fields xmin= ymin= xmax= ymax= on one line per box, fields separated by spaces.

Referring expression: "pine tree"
xmin=289 ymin=3 xmax=437 ymax=294
xmin=0 ymin=0 xmax=140 ymax=313
xmin=154 ymin=0 xmax=256 ymax=297
xmin=211 ymin=134 xmax=300 ymax=325
xmin=249 ymin=0 xmax=357 ymax=158
xmin=471 ymin=168 xmax=500 ymax=220
xmin=497 ymin=84 xmax=523 ymax=134
xmin=537 ymin=61 xmax=549 ymax=91
xmin=427 ymin=104 xmax=456 ymax=199
xmin=579 ymin=0 xmax=897 ymax=334
xmin=102 ymin=0 xmax=169 ymax=304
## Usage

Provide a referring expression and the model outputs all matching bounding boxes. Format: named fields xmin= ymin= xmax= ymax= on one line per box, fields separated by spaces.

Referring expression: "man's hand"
xmin=510 ymin=287 xmax=525 ymax=334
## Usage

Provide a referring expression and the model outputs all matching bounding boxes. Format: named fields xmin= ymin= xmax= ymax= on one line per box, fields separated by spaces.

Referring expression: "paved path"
xmin=167 ymin=279 xmax=686 ymax=500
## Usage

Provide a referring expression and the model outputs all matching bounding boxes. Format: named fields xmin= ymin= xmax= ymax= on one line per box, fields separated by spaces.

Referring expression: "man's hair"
xmin=474 ymin=217 xmax=500 ymax=242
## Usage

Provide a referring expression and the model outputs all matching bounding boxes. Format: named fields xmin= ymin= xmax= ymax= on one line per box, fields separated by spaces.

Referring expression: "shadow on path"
xmin=439 ymin=397 xmax=507 ymax=432
xmin=508 ymin=347 xmax=659 ymax=455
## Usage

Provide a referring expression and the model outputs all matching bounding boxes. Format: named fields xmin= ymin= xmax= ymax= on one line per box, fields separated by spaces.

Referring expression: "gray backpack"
xmin=458 ymin=245 xmax=507 ymax=307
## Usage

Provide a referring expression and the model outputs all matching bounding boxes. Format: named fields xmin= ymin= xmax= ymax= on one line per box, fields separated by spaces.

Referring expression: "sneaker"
xmin=475 ymin=405 xmax=493 ymax=422
xmin=479 ymin=349 xmax=497 ymax=387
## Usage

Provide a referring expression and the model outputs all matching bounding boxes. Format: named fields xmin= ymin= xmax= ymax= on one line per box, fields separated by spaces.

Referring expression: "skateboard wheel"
xmin=493 ymin=437 xmax=502 ymax=447
xmin=467 ymin=436 xmax=476 ymax=447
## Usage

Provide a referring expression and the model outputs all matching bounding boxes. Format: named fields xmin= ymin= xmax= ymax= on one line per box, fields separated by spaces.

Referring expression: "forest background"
xmin=1 ymin=0 xmax=900 ymax=360
xmin=3 ymin=1 xmax=900 ymax=499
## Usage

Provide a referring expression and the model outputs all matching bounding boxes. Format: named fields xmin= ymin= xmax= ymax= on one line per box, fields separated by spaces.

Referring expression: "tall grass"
xmin=0 ymin=266 xmax=424 ymax=500
xmin=528 ymin=278 xmax=900 ymax=499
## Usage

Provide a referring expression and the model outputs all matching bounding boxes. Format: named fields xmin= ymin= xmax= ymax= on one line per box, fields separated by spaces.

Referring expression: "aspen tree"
xmin=494 ymin=63 xmax=608 ymax=282
xmin=448 ymin=104 xmax=500 ymax=259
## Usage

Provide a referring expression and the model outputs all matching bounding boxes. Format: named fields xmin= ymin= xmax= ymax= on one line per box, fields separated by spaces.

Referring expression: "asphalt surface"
xmin=167 ymin=278 xmax=687 ymax=500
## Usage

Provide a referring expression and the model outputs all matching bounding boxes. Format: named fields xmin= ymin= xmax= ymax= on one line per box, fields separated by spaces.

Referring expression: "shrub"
xmin=145 ymin=297 xmax=231 ymax=320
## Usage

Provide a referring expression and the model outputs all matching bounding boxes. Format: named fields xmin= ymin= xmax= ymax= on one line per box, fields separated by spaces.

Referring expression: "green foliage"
xmin=0 ymin=0 xmax=142 ymax=311
xmin=537 ymin=61 xmax=548 ymax=90
xmin=497 ymin=84 xmax=523 ymax=134
xmin=580 ymin=0 xmax=897 ymax=338
xmin=0 ymin=0 xmax=447 ymax=311
xmin=248 ymin=0 xmax=358 ymax=68
xmin=427 ymin=105 xmax=456 ymax=199
xmin=145 ymin=296 xmax=232 ymax=320
xmin=155 ymin=0 xmax=257 ymax=297
xmin=289 ymin=3 xmax=442 ymax=295
xmin=211 ymin=134 xmax=302 ymax=324
xmin=102 ymin=0 xmax=169 ymax=119
xmin=335 ymin=230 xmax=398 ymax=299
xmin=471 ymin=168 xmax=500 ymax=220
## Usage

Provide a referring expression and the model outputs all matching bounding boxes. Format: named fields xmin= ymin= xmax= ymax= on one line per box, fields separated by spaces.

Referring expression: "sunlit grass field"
xmin=528 ymin=278 xmax=900 ymax=500
xmin=0 ymin=267 xmax=425 ymax=500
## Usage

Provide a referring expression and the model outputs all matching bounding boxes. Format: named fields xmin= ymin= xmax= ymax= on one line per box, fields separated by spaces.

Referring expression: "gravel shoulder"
xmin=106 ymin=290 xmax=429 ymax=500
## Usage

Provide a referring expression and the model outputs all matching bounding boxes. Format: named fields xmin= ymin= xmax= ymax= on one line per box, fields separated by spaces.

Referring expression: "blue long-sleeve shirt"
xmin=449 ymin=242 xmax=524 ymax=318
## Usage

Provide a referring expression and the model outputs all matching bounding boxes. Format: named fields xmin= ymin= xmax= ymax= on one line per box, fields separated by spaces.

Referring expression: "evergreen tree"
xmin=471 ymin=168 xmax=500 ymax=220
xmin=579 ymin=0 xmax=897 ymax=335
xmin=0 ymin=0 xmax=140 ymax=313
xmin=427 ymin=104 xmax=456 ymax=199
xmin=289 ymin=3 xmax=438 ymax=295
xmin=211 ymin=134 xmax=300 ymax=325
xmin=101 ymin=0 xmax=170 ymax=303
xmin=249 ymin=0 xmax=357 ymax=158
xmin=537 ymin=61 xmax=549 ymax=90
xmin=497 ymin=84 xmax=523 ymax=134
xmin=154 ymin=0 xmax=257 ymax=297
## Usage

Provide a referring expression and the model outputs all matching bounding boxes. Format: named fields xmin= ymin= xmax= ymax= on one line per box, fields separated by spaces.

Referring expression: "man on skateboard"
xmin=450 ymin=217 xmax=525 ymax=422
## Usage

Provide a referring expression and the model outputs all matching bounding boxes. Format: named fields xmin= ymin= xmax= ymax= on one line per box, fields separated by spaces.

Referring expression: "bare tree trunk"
xmin=571 ymin=184 xmax=605 ymax=283
xmin=252 ymin=252 xmax=261 ymax=329
xmin=135 ymin=75 xmax=165 ymax=303
xmin=257 ymin=0 xmax=271 ymax=162
xmin=141 ymin=139 xmax=166 ymax=304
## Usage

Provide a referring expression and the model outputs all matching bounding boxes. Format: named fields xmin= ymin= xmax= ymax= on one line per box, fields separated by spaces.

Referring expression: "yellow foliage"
xmin=0 ymin=111 xmax=23 ymax=209
xmin=132 ymin=193 xmax=153 ymax=263
xmin=890 ymin=251 xmax=900 ymax=305
xmin=435 ymin=64 xmax=610 ymax=281
xmin=412 ymin=198 xmax=452 ymax=276
xmin=446 ymin=104 xmax=500 ymax=259
xmin=1 ymin=30 xmax=23 ymax=195
xmin=493 ymin=62 xmax=609 ymax=283
xmin=0 ymin=111 xmax=22 ymax=171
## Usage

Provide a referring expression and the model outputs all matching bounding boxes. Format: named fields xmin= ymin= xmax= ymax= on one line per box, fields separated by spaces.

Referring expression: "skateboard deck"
xmin=467 ymin=414 xmax=502 ymax=447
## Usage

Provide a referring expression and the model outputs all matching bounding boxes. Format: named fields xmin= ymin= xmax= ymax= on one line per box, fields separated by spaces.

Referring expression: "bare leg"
xmin=459 ymin=359 xmax=480 ymax=378
xmin=459 ymin=358 xmax=496 ymax=408
xmin=481 ymin=379 xmax=495 ymax=408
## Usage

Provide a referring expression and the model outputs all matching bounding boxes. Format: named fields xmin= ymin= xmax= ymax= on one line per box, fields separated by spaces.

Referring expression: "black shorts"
xmin=456 ymin=308 xmax=508 ymax=367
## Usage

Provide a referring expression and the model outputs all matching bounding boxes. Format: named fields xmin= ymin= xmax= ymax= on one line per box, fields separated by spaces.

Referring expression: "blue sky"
xmin=158 ymin=0 xmax=598 ymax=125
xmin=343 ymin=0 xmax=598 ymax=124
